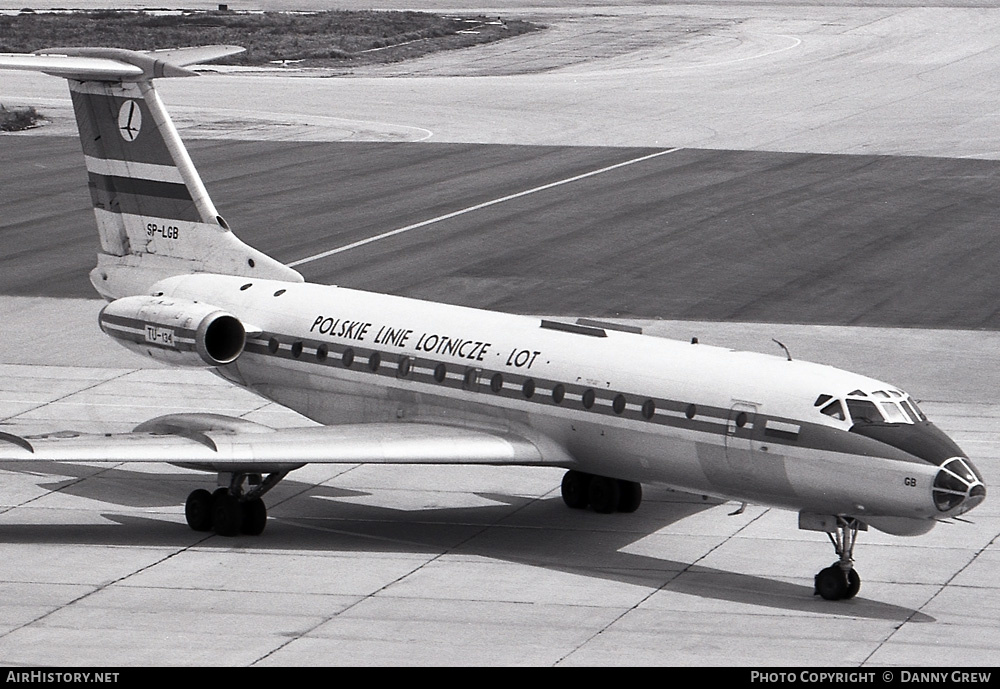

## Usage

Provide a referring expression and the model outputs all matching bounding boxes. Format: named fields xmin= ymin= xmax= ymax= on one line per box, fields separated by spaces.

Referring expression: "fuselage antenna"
xmin=773 ymin=338 xmax=792 ymax=361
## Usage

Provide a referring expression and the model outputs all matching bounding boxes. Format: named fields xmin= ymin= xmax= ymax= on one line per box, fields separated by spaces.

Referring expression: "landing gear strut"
xmin=184 ymin=471 xmax=287 ymax=536
xmin=560 ymin=470 xmax=642 ymax=514
xmin=814 ymin=517 xmax=863 ymax=601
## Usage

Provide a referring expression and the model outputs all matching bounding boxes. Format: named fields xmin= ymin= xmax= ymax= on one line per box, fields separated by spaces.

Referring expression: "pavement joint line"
xmin=554 ymin=504 xmax=772 ymax=666
xmin=0 ymin=463 xmax=126 ymax=516
xmin=0 ymin=367 xmax=141 ymax=518
xmin=286 ymin=147 xmax=682 ymax=267
xmin=0 ymin=368 xmax=138 ymax=425
xmin=0 ymin=532 xmax=214 ymax=642
xmin=251 ymin=482 xmax=527 ymax=666
xmin=860 ymin=525 xmax=1000 ymax=666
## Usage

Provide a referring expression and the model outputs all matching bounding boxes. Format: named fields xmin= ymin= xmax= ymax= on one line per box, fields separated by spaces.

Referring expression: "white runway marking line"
xmin=288 ymin=147 xmax=682 ymax=267
xmin=684 ymin=34 xmax=802 ymax=69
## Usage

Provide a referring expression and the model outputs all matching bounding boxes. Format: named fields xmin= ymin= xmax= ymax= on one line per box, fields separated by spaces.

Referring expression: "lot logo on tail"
xmin=117 ymin=100 xmax=141 ymax=141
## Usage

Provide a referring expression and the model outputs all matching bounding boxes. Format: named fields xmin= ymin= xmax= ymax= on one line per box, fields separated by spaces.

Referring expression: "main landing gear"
xmin=814 ymin=517 xmax=863 ymax=601
xmin=560 ymin=470 xmax=642 ymax=514
xmin=184 ymin=471 xmax=287 ymax=537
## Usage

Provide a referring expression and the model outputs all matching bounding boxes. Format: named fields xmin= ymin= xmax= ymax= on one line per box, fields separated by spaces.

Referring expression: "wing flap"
xmin=0 ymin=422 xmax=551 ymax=470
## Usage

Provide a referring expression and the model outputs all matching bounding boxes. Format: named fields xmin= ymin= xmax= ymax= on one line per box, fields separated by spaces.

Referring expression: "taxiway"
xmin=0 ymin=0 xmax=998 ymax=667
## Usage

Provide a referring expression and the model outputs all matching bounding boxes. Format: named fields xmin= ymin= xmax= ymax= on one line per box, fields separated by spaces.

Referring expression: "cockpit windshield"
xmin=846 ymin=399 xmax=882 ymax=424
xmin=817 ymin=390 xmax=926 ymax=426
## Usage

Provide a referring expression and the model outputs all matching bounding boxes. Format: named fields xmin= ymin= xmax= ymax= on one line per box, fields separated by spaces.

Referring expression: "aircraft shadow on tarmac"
xmin=0 ymin=461 xmax=933 ymax=623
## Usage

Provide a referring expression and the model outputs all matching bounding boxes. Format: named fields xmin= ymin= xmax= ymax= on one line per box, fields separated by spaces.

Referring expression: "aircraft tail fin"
xmin=0 ymin=46 xmax=302 ymax=299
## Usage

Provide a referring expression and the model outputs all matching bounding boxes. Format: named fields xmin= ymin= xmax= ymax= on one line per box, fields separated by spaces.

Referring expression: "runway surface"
xmin=1 ymin=0 xmax=999 ymax=667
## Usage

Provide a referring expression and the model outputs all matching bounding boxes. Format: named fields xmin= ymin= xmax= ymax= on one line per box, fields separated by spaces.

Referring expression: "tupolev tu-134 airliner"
xmin=0 ymin=46 xmax=986 ymax=601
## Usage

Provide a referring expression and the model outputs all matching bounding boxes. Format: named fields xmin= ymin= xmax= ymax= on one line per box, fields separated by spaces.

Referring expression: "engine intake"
xmin=99 ymin=295 xmax=246 ymax=367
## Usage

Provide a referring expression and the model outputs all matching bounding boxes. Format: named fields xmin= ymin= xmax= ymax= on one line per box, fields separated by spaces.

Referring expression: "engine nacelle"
xmin=99 ymin=295 xmax=246 ymax=367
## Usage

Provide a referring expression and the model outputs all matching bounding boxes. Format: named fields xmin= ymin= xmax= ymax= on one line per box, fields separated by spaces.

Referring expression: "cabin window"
xmin=434 ymin=363 xmax=447 ymax=383
xmin=342 ymin=348 xmax=355 ymax=368
xmin=316 ymin=344 xmax=328 ymax=362
xmin=686 ymin=404 xmax=697 ymax=419
xmin=397 ymin=356 xmax=412 ymax=378
xmin=612 ymin=394 xmax=626 ymax=415
xmin=642 ymin=399 xmax=656 ymax=420
xmin=463 ymin=368 xmax=478 ymax=389
xmin=552 ymin=384 xmax=565 ymax=404
xmin=368 ymin=352 xmax=381 ymax=372
xmin=267 ymin=338 xmax=279 ymax=354
xmin=490 ymin=373 xmax=504 ymax=393
xmin=582 ymin=389 xmax=596 ymax=409
xmin=291 ymin=341 xmax=303 ymax=358
xmin=522 ymin=378 xmax=536 ymax=399
xmin=735 ymin=412 xmax=748 ymax=428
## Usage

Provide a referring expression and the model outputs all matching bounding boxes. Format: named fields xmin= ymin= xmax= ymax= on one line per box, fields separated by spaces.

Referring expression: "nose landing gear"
xmin=813 ymin=516 xmax=863 ymax=601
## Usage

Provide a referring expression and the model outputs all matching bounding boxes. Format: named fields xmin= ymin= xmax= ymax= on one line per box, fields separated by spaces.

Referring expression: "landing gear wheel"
xmin=845 ymin=569 xmax=861 ymax=600
xmin=241 ymin=498 xmax=268 ymax=536
xmin=814 ymin=517 xmax=864 ymax=601
xmin=616 ymin=480 xmax=642 ymax=513
xmin=588 ymin=476 xmax=621 ymax=514
xmin=561 ymin=470 xmax=592 ymax=509
xmin=183 ymin=471 xmax=288 ymax=536
xmin=815 ymin=566 xmax=849 ymax=601
xmin=212 ymin=490 xmax=243 ymax=537
xmin=184 ymin=489 xmax=214 ymax=532
xmin=560 ymin=471 xmax=644 ymax=514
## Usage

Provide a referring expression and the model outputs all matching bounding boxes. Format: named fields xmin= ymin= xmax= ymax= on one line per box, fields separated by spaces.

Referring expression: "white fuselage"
xmin=136 ymin=272 xmax=965 ymax=531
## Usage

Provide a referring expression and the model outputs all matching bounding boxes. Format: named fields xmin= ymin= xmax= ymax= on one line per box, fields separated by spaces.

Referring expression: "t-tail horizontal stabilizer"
xmin=0 ymin=46 xmax=302 ymax=300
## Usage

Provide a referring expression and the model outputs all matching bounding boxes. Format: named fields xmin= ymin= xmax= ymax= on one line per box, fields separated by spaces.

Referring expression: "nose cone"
xmin=934 ymin=457 xmax=987 ymax=515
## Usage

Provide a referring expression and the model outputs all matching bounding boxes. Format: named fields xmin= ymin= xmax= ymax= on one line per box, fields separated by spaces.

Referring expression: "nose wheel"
xmin=815 ymin=564 xmax=861 ymax=601
xmin=814 ymin=517 xmax=862 ymax=600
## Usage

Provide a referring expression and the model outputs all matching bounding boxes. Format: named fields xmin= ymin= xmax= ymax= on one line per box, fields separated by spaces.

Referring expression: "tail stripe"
xmin=88 ymin=173 xmax=193 ymax=202
xmin=88 ymin=172 xmax=201 ymax=222
xmin=84 ymin=156 xmax=185 ymax=184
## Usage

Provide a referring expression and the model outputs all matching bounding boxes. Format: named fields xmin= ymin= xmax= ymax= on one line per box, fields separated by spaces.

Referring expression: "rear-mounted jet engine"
xmin=99 ymin=295 xmax=246 ymax=367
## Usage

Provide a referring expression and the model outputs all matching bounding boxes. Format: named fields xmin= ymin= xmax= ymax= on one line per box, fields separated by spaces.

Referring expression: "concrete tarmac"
xmin=1 ymin=0 xmax=999 ymax=668
xmin=0 ymin=308 xmax=997 ymax=666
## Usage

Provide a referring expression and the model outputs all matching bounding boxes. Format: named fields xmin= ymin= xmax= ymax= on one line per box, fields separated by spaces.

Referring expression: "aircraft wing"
xmin=0 ymin=414 xmax=555 ymax=473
